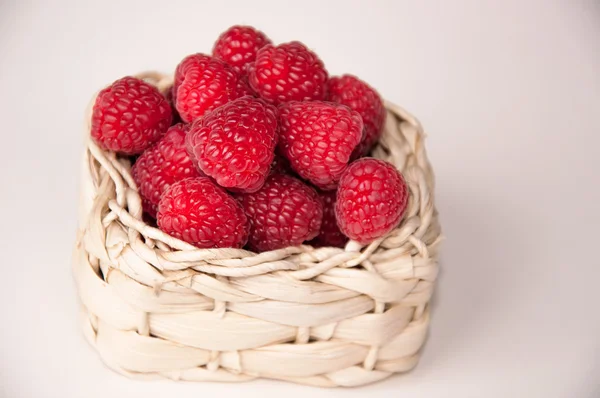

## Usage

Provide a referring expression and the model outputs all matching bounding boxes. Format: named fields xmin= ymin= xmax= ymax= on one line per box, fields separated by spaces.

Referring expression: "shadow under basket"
xmin=73 ymin=71 xmax=442 ymax=387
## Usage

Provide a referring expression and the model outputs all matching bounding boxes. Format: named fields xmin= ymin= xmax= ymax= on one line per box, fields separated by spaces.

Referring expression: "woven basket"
xmin=72 ymin=71 xmax=442 ymax=388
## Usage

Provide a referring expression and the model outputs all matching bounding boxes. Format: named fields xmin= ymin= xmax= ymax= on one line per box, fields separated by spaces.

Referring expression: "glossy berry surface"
xmin=248 ymin=41 xmax=328 ymax=105
xmin=91 ymin=76 xmax=172 ymax=155
xmin=212 ymin=25 xmax=272 ymax=74
xmin=157 ymin=177 xmax=249 ymax=248
xmin=237 ymin=174 xmax=323 ymax=251
xmin=278 ymin=101 xmax=363 ymax=190
xmin=335 ymin=158 xmax=409 ymax=244
xmin=174 ymin=53 xmax=252 ymax=123
xmin=186 ymin=96 xmax=278 ymax=193
xmin=132 ymin=124 xmax=204 ymax=218
xmin=327 ymin=75 xmax=386 ymax=158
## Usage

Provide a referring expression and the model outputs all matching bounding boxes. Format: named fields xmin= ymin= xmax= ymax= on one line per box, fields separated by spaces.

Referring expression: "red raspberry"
xmin=335 ymin=158 xmax=409 ymax=244
xmin=309 ymin=190 xmax=348 ymax=248
xmin=132 ymin=123 xmax=204 ymax=218
xmin=174 ymin=54 xmax=252 ymax=123
xmin=157 ymin=177 xmax=249 ymax=248
xmin=186 ymin=96 xmax=278 ymax=193
xmin=248 ymin=41 xmax=328 ymax=105
xmin=212 ymin=25 xmax=272 ymax=74
xmin=327 ymin=75 xmax=386 ymax=158
xmin=278 ymin=101 xmax=363 ymax=190
xmin=237 ymin=174 xmax=323 ymax=252
xmin=91 ymin=76 xmax=172 ymax=155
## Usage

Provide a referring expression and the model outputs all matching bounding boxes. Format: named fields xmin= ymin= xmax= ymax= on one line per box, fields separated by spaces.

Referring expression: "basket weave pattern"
xmin=73 ymin=72 xmax=442 ymax=387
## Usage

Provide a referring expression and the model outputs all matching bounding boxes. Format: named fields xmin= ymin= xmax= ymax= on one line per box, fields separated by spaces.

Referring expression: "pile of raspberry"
xmin=90 ymin=25 xmax=410 ymax=251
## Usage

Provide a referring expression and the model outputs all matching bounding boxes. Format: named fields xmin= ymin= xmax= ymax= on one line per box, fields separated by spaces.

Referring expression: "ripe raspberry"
xmin=327 ymin=75 xmax=386 ymax=158
xmin=336 ymin=158 xmax=409 ymax=244
xmin=132 ymin=124 xmax=204 ymax=218
xmin=157 ymin=177 xmax=249 ymax=248
xmin=212 ymin=25 xmax=272 ymax=74
xmin=186 ymin=96 xmax=278 ymax=193
xmin=309 ymin=190 xmax=348 ymax=248
xmin=248 ymin=41 xmax=328 ymax=105
xmin=174 ymin=54 xmax=252 ymax=123
xmin=278 ymin=101 xmax=363 ymax=190
xmin=237 ymin=174 xmax=323 ymax=251
xmin=91 ymin=76 xmax=172 ymax=155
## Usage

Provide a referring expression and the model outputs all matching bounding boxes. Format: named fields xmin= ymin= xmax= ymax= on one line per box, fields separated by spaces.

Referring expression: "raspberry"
xmin=91 ymin=76 xmax=172 ymax=155
xmin=335 ymin=158 xmax=409 ymax=244
xmin=309 ymin=190 xmax=348 ymax=248
xmin=237 ymin=174 xmax=323 ymax=251
xmin=157 ymin=177 xmax=249 ymax=248
xmin=174 ymin=54 xmax=252 ymax=123
xmin=248 ymin=41 xmax=328 ymax=105
xmin=132 ymin=123 xmax=204 ymax=218
xmin=327 ymin=75 xmax=386 ymax=158
xmin=212 ymin=25 xmax=272 ymax=74
xmin=278 ymin=101 xmax=363 ymax=190
xmin=186 ymin=96 xmax=278 ymax=193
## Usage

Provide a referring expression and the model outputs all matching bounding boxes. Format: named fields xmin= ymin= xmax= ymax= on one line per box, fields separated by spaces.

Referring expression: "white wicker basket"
xmin=72 ymin=71 xmax=442 ymax=387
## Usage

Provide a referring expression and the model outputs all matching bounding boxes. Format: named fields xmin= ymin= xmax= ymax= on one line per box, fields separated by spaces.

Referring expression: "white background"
xmin=1 ymin=0 xmax=599 ymax=397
